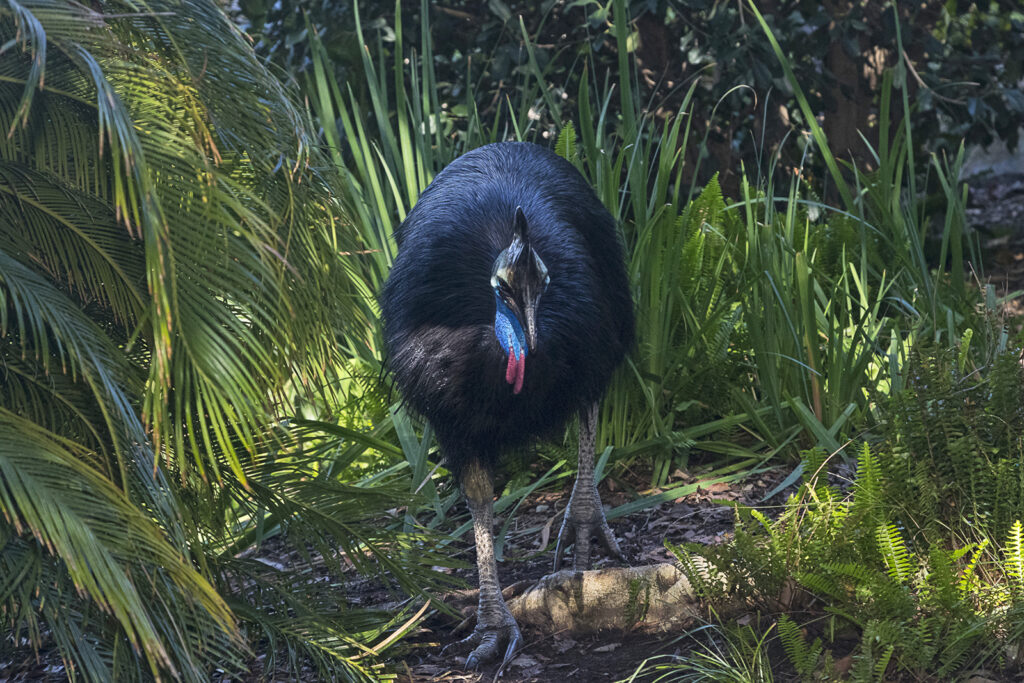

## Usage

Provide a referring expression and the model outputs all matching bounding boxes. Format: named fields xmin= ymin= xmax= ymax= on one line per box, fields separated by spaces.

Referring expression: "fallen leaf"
xmin=553 ymin=636 xmax=577 ymax=654
xmin=539 ymin=512 xmax=556 ymax=549
xmin=254 ymin=557 xmax=285 ymax=571
xmin=511 ymin=654 xmax=540 ymax=668
xmin=593 ymin=642 xmax=621 ymax=653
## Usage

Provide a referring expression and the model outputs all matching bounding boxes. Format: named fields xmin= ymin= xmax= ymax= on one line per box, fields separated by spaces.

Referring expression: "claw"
xmin=553 ymin=503 xmax=626 ymax=572
xmin=553 ymin=514 xmax=574 ymax=572
xmin=441 ymin=629 xmax=478 ymax=658
xmin=600 ymin=520 xmax=626 ymax=562
xmin=446 ymin=621 xmax=522 ymax=670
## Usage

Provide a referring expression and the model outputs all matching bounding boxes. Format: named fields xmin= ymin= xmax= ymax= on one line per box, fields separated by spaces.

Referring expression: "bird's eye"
xmin=496 ymin=279 xmax=515 ymax=305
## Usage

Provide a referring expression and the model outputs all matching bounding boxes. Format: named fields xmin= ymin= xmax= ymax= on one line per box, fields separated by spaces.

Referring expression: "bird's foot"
xmin=553 ymin=490 xmax=625 ymax=571
xmin=443 ymin=614 xmax=523 ymax=670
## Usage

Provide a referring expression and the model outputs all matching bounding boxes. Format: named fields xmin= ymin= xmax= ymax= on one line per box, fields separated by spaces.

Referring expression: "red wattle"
xmin=506 ymin=347 xmax=517 ymax=385
xmin=513 ymin=353 xmax=525 ymax=394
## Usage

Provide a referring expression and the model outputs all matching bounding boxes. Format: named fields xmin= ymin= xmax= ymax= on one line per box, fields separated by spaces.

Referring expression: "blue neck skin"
xmin=494 ymin=291 xmax=527 ymax=360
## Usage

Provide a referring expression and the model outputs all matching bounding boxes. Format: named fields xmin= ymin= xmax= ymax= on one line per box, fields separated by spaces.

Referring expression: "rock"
xmin=508 ymin=561 xmax=741 ymax=634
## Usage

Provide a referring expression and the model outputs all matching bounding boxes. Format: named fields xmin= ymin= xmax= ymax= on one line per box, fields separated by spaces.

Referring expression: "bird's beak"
xmin=524 ymin=300 xmax=538 ymax=353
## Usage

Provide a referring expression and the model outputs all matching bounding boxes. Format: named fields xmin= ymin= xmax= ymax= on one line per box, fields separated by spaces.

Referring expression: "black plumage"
xmin=382 ymin=142 xmax=633 ymax=476
xmin=380 ymin=141 xmax=634 ymax=668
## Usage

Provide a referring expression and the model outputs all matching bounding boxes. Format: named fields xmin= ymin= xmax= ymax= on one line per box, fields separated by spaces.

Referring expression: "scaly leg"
xmin=553 ymin=401 xmax=625 ymax=571
xmin=445 ymin=459 xmax=522 ymax=669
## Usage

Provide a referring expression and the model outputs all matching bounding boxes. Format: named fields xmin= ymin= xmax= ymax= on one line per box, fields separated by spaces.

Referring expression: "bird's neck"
xmin=493 ymin=292 xmax=526 ymax=360
xmin=494 ymin=292 xmax=527 ymax=394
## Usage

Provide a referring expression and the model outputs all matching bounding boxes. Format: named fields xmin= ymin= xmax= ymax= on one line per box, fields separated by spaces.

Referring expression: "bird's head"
xmin=491 ymin=206 xmax=549 ymax=394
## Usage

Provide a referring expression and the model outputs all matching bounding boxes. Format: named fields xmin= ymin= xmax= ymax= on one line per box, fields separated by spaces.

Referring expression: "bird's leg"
xmin=554 ymin=401 xmax=625 ymax=571
xmin=446 ymin=459 xmax=522 ymax=669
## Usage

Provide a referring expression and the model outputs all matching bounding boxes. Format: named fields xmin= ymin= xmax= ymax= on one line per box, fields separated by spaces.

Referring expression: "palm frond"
xmin=0 ymin=411 xmax=241 ymax=681
xmin=0 ymin=1 xmax=439 ymax=679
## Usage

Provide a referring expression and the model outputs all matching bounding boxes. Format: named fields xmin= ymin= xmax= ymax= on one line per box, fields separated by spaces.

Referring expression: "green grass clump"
xmin=314 ymin=0 xmax=991 ymax=496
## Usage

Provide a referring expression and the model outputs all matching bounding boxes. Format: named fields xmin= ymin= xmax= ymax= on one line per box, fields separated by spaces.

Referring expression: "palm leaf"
xmin=0 ymin=1 xmax=440 ymax=679
xmin=0 ymin=411 xmax=241 ymax=680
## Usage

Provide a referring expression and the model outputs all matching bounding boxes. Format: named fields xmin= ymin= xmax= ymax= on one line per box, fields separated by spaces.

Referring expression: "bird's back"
xmin=381 ymin=142 xmax=633 ymax=475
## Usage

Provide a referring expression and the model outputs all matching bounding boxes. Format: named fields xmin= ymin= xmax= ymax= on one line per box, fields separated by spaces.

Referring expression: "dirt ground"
xmin=970 ymin=172 xmax=1024 ymax=309
xmin=394 ymin=464 xmax=794 ymax=683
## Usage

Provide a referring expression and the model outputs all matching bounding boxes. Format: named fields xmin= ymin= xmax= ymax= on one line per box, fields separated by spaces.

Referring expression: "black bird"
xmin=381 ymin=142 xmax=634 ymax=668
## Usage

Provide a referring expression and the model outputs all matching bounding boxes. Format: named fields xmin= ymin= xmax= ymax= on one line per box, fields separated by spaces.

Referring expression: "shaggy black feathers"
xmin=381 ymin=142 xmax=634 ymax=480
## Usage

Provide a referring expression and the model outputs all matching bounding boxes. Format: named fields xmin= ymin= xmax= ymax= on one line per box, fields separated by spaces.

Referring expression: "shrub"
xmin=674 ymin=342 xmax=1024 ymax=680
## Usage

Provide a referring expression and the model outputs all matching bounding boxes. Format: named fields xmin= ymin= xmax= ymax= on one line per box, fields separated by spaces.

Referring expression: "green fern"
xmin=554 ymin=121 xmax=577 ymax=163
xmin=677 ymin=346 xmax=1024 ymax=680
xmin=667 ymin=540 xmax=728 ymax=602
xmin=776 ymin=614 xmax=824 ymax=681
xmin=876 ymin=523 xmax=914 ymax=584
xmin=873 ymin=644 xmax=895 ymax=682
xmin=852 ymin=442 xmax=883 ymax=524
xmin=1005 ymin=520 xmax=1024 ymax=594
xmin=800 ymin=447 xmax=829 ymax=493
xmin=794 ymin=570 xmax=844 ymax=601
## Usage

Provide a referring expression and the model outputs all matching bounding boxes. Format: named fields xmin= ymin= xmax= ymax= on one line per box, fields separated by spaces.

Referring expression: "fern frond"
xmin=876 ymin=523 xmax=914 ymax=584
xmin=873 ymin=644 xmax=895 ymax=682
xmin=800 ymin=446 xmax=828 ymax=490
xmin=959 ymin=538 xmax=989 ymax=597
xmin=852 ymin=442 xmax=883 ymax=523
xmin=825 ymin=561 xmax=878 ymax=587
xmin=796 ymin=570 xmax=845 ymax=600
xmin=554 ymin=121 xmax=577 ymax=163
xmin=1005 ymin=520 xmax=1024 ymax=593
xmin=776 ymin=614 xmax=823 ymax=679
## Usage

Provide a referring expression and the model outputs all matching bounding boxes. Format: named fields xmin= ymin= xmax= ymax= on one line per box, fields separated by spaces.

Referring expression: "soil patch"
xmin=970 ymin=172 xmax=1024 ymax=312
xmin=395 ymin=464 xmax=793 ymax=682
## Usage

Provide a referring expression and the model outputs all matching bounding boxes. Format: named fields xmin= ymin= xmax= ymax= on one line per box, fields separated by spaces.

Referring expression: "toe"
xmin=441 ymin=629 xmax=481 ymax=658
xmin=500 ymin=626 xmax=523 ymax=666
xmin=555 ymin=511 xmax=626 ymax=571
xmin=465 ymin=631 xmax=500 ymax=670
xmin=553 ymin=517 xmax=575 ymax=572
xmin=599 ymin=521 xmax=627 ymax=563
xmin=461 ymin=623 xmax=522 ymax=671
xmin=573 ymin=528 xmax=593 ymax=570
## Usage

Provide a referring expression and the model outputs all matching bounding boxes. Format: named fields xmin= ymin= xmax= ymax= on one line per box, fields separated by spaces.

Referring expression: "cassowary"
xmin=381 ymin=142 xmax=634 ymax=667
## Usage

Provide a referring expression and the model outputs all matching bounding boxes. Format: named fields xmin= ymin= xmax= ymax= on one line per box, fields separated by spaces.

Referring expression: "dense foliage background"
xmin=2 ymin=0 xmax=1023 ymax=680
xmin=238 ymin=0 xmax=1024 ymax=191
